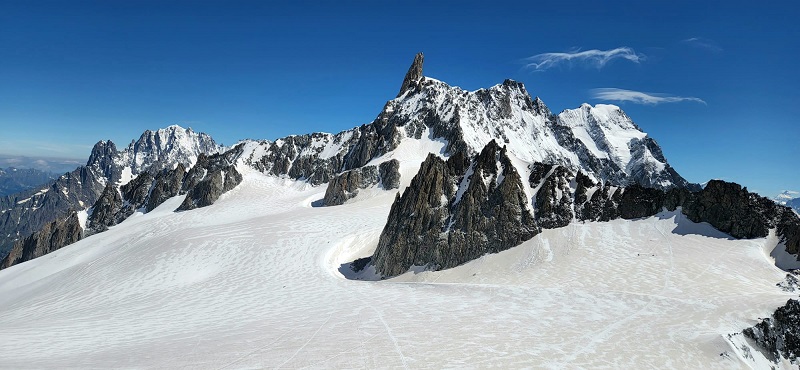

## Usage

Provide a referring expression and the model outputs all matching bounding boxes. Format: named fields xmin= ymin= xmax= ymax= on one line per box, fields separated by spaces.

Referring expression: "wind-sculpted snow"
xmin=0 ymin=168 xmax=793 ymax=368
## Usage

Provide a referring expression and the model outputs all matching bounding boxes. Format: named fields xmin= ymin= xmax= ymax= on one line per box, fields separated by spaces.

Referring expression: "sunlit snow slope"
xmin=0 ymin=149 xmax=792 ymax=369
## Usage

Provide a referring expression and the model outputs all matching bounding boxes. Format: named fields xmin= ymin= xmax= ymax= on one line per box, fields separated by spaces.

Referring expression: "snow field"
xmin=0 ymin=165 xmax=794 ymax=368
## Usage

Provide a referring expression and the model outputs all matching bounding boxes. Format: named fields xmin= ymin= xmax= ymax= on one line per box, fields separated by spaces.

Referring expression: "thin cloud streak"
xmin=525 ymin=47 xmax=644 ymax=70
xmin=681 ymin=37 xmax=723 ymax=52
xmin=591 ymin=88 xmax=706 ymax=105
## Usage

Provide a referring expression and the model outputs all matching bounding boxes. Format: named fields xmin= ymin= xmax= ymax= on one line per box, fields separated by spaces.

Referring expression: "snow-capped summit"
xmin=123 ymin=125 xmax=221 ymax=175
xmin=87 ymin=125 xmax=223 ymax=186
xmin=775 ymin=191 xmax=800 ymax=214
xmin=775 ymin=190 xmax=799 ymax=205
xmin=245 ymin=53 xmax=692 ymax=190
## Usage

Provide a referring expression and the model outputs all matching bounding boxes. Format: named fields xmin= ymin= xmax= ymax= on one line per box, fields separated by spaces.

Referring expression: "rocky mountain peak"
xmin=87 ymin=140 xmax=120 ymax=182
xmin=397 ymin=52 xmax=424 ymax=97
xmin=124 ymin=125 xmax=221 ymax=174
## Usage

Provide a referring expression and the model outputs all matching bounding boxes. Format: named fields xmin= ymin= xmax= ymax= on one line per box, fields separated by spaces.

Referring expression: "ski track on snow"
xmin=0 ymin=170 xmax=794 ymax=369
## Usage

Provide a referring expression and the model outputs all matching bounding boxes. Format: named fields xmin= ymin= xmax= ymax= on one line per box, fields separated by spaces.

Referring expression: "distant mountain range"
xmin=775 ymin=190 xmax=800 ymax=213
xmin=0 ymin=167 xmax=57 ymax=197
xmin=0 ymin=154 xmax=83 ymax=174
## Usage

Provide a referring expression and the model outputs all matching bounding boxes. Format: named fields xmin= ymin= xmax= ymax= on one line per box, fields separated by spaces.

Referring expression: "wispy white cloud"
xmin=591 ymin=88 xmax=706 ymax=105
xmin=681 ymin=37 xmax=723 ymax=52
xmin=525 ymin=47 xmax=644 ymax=70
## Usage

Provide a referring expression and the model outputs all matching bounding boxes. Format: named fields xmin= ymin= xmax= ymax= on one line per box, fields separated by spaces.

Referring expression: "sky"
xmin=0 ymin=0 xmax=797 ymax=197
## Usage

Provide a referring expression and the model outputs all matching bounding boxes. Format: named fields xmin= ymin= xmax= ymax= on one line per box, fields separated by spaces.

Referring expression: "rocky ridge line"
xmin=367 ymin=141 xmax=800 ymax=278
xmin=246 ymin=53 xmax=693 ymax=194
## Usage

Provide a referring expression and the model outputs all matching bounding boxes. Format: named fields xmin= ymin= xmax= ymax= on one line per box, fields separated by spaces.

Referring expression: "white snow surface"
xmin=557 ymin=103 xmax=655 ymax=172
xmin=392 ymin=79 xmax=579 ymax=166
xmin=0 ymin=164 xmax=793 ymax=368
xmin=385 ymin=78 xmax=678 ymax=188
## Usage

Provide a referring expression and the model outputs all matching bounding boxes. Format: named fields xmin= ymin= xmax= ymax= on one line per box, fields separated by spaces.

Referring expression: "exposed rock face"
xmin=0 ymin=166 xmax=104 ymax=256
xmin=371 ymin=142 xmax=800 ymax=277
xmin=86 ymin=183 xmax=124 ymax=233
xmin=146 ymin=164 xmax=186 ymax=212
xmin=744 ymin=299 xmax=800 ymax=363
xmin=617 ymin=185 xmax=669 ymax=220
xmin=779 ymin=211 xmax=800 ymax=255
xmin=379 ymin=159 xmax=401 ymax=189
xmin=250 ymin=123 xmax=401 ymax=186
xmin=397 ymin=52 xmax=424 ymax=97
xmin=322 ymin=159 xmax=402 ymax=206
xmin=372 ymin=141 xmax=539 ymax=277
xmin=87 ymin=140 xmax=121 ymax=183
xmin=178 ymin=145 xmax=244 ymax=211
xmin=322 ymin=166 xmax=379 ymax=206
xmin=0 ymin=212 xmax=82 ymax=270
xmin=124 ymin=126 xmax=221 ymax=175
xmin=179 ymin=170 xmax=225 ymax=210
xmin=121 ymin=172 xmax=155 ymax=210
xmin=682 ymin=181 xmax=772 ymax=239
xmin=534 ymin=166 xmax=574 ymax=229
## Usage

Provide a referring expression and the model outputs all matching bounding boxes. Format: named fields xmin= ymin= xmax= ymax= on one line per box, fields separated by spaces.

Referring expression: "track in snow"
xmin=0 ymin=169 xmax=793 ymax=368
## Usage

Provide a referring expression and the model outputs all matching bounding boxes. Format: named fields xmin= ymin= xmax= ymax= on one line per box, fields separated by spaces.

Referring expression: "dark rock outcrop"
xmin=682 ymin=181 xmax=773 ymax=239
xmin=86 ymin=183 xmax=124 ymax=233
xmin=372 ymin=141 xmax=539 ymax=277
xmin=322 ymin=159 xmax=402 ymax=206
xmin=534 ymin=166 xmax=574 ymax=229
xmin=371 ymin=146 xmax=800 ymax=277
xmin=177 ymin=144 xmax=244 ymax=211
xmin=379 ymin=159 xmax=401 ymax=190
xmin=0 ymin=165 xmax=105 ymax=256
xmin=179 ymin=170 xmax=224 ymax=210
xmin=322 ymin=166 xmax=379 ymax=206
xmin=145 ymin=164 xmax=186 ymax=212
xmin=0 ymin=212 xmax=82 ymax=270
xmin=397 ymin=52 xmax=424 ymax=97
xmin=121 ymin=172 xmax=155 ymax=210
xmin=87 ymin=140 xmax=121 ymax=183
xmin=744 ymin=299 xmax=800 ymax=363
xmin=251 ymin=122 xmax=401 ymax=186
xmin=617 ymin=185 xmax=667 ymax=220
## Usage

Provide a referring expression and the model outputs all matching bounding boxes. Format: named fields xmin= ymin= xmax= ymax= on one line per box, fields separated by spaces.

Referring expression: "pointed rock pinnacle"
xmin=397 ymin=52 xmax=424 ymax=98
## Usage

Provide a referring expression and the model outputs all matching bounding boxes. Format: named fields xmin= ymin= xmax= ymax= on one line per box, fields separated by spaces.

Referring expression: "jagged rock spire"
xmin=397 ymin=52 xmax=424 ymax=97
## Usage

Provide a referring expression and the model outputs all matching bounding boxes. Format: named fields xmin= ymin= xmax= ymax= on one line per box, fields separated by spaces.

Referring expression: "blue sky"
xmin=0 ymin=1 xmax=797 ymax=197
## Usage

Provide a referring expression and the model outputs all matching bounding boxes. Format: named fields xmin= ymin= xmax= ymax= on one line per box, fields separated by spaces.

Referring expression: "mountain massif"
xmin=0 ymin=126 xmax=230 ymax=268
xmin=0 ymin=53 xmax=798 ymax=368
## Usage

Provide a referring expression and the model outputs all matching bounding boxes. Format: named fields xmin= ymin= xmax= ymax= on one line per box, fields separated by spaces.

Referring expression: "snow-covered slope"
xmin=0 ymin=162 xmax=790 ymax=368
